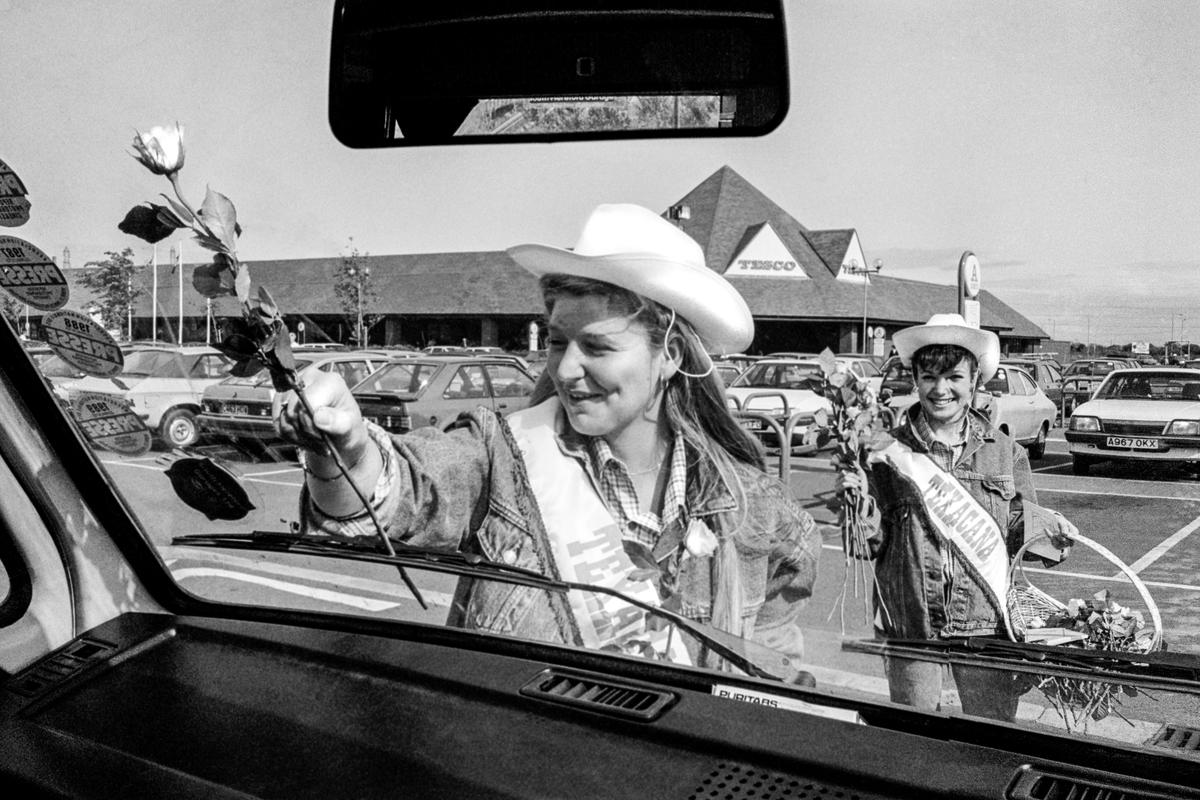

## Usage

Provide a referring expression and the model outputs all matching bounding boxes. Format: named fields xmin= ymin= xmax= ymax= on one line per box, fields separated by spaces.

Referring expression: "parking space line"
xmin=1123 ymin=513 xmax=1200 ymax=576
xmin=1036 ymin=486 xmax=1200 ymax=502
xmin=820 ymin=543 xmax=1200 ymax=592
xmin=172 ymin=567 xmax=405 ymax=612
xmin=243 ymin=467 xmax=303 ymax=477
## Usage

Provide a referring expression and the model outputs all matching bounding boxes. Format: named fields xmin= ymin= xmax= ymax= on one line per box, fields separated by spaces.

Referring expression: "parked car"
xmin=1061 ymin=358 xmax=1127 ymax=416
xmin=61 ymin=345 xmax=234 ymax=447
xmin=713 ymin=359 xmax=746 ymax=386
xmin=724 ymin=358 xmax=832 ymax=450
xmin=1001 ymin=357 xmax=1064 ymax=419
xmin=1066 ymin=368 xmax=1200 ymax=474
xmin=880 ymin=362 xmax=1056 ymax=458
xmin=352 ymin=355 xmax=537 ymax=433
xmin=198 ymin=349 xmax=395 ymax=444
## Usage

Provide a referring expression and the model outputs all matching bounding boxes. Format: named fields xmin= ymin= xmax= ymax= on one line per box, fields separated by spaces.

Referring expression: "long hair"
xmin=532 ymin=273 xmax=766 ymax=639
xmin=531 ymin=273 xmax=766 ymax=479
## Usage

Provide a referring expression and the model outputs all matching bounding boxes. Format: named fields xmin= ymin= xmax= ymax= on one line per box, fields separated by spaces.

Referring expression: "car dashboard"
xmin=3 ymin=613 xmax=1197 ymax=799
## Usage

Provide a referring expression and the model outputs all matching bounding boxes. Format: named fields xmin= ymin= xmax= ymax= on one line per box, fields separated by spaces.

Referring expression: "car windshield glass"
xmin=1066 ymin=361 xmax=1116 ymax=377
xmin=1095 ymin=372 xmax=1193 ymax=401
xmin=732 ymin=362 xmax=821 ymax=389
xmin=9 ymin=0 xmax=1200 ymax=761
xmin=38 ymin=354 xmax=83 ymax=379
xmin=120 ymin=350 xmax=177 ymax=377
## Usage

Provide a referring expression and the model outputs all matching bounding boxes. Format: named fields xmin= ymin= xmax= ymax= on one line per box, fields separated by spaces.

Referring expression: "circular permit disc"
xmin=0 ymin=236 xmax=68 ymax=310
xmin=71 ymin=392 xmax=152 ymax=456
xmin=0 ymin=158 xmax=31 ymax=227
xmin=41 ymin=309 xmax=124 ymax=377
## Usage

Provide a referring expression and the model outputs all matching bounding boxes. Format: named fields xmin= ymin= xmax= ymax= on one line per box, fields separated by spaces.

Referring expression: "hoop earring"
xmin=664 ymin=309 xmax=714 ymax=379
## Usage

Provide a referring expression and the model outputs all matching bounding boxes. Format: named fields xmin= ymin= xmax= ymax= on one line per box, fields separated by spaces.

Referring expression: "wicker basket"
xmin=1009 ymin=530 xmax=1162 ymax=652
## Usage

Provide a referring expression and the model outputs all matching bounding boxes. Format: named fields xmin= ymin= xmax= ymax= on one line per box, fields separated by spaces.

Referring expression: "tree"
xmin=333 ymin=239 xmax=381 ymax=345
xmin=80 ymin=248 xmax=143 ymax=337
xmin=0 ymin=292 xmax=25 ymax=335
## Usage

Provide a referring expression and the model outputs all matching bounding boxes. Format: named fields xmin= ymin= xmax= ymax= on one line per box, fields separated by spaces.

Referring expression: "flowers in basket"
xmin=1029 ymin=589 xmax=1156 ymax=729
xmin=1034 ymin=589 xmax=1155 ymax=653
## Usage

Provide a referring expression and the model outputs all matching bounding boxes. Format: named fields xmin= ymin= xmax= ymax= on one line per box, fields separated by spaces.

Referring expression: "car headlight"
xmin=1069 ymin=416 xmax=1100 ymax=432
xmin=1166 ymin=420 xmax=1200 ymax=436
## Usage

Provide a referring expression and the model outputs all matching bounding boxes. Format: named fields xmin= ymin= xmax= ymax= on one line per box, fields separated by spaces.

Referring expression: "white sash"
xmin=872 ymin=436 xmax=1017 ymax=639
xmin=507 ymin=399 xmax=692 ymax=663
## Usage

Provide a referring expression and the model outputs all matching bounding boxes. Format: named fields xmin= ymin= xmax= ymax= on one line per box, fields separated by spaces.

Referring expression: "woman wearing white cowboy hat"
xmin=837 ymin=313 xmax=1077 ymax=721
xmin=275 ymin=203 xmax=820 ymax=674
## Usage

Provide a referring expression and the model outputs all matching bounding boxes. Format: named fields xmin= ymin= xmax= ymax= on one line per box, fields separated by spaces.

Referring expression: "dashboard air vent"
xmin=6 ymin=638 xmax=114 ymax=698
xmin=1148 ymin=723 xmax=1200 ymax=755
xmin=519 ymin=668 xmax=676 ymax=721
xmin=1008 ymin=766 xmax=1190 ymax=800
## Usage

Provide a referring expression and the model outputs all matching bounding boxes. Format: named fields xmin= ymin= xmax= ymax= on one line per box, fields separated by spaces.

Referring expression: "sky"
xmin=3 ymin=0 xmax=1200 ymax=346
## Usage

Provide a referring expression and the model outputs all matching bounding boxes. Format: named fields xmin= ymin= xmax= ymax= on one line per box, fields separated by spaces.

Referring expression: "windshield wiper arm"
xmin=844 ymin=637 xmax=1200 ymax=694
xmin=174 ymin=531 xmax=809 ymax=684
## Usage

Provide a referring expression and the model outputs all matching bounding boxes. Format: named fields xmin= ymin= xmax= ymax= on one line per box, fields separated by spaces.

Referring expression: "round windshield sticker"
xmin=41 ymin=309 xmax=124 ymax=377
xmin=71 ymin=392 xmax=152 ymax=456
xmin=0 ymin=236 xmax=69 ymax=310
xmin=164 ymin=456 xmax=256 ymax=521
xmin=0 ymin=158 xmax=31 ymax=227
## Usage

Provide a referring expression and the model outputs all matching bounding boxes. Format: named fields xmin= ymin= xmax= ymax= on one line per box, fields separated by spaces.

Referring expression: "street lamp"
xmin=347 ymin=263 xmax=370 ymax=346
xmin=845 ymin=258 xmax=883 ymax=354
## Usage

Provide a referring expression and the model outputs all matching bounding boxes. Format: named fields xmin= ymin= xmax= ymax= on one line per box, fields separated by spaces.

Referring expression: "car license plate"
xmin=740 ymin=418 xmax=764 ymax=431
xmin=227 ymin=403 xmax=249 ymax=416
xmin=1106 ymin=436 xmax=1160 ymax=450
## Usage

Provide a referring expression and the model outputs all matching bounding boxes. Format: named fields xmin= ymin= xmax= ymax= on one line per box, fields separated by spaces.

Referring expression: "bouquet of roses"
xmin=812 ymin=349 xmax=896 ymax=629
xmin=119 ymin=123 xmax=424 ymax=607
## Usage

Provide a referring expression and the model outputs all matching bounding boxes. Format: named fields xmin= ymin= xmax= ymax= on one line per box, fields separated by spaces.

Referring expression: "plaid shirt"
xmin=910 ymin=408 xmax=975 ymax=471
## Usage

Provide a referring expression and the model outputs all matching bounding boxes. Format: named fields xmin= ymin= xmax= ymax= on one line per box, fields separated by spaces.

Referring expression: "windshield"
xmin=7 ymin=0 xmax=1200 ymax=760
xmin=1065 ymin=361 xmax=1118 ymax=377
xmin=731 ymin=362 xmax=822 ymax=389
xmin=1094 ymin=371 xmax=1199 ymax=401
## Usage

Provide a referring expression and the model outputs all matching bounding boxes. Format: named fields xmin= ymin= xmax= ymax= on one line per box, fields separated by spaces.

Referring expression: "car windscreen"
xmin=354 ymin=362 xmax=440 ymax=395
xmin=731 ymin=362 xmax=821 ymax=389
xmin=1095 ymin=372 xmax=1199 ymax=401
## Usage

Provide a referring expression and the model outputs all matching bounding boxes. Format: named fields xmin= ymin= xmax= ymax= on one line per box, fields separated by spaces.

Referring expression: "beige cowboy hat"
xmin=506 ymin=203 xmax=754 ymax=354
xmin=893 ymin=312 xmax=1000 ymax=382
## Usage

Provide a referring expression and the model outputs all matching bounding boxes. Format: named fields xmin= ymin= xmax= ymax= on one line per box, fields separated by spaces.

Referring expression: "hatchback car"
xmin=352 ymin=355 xmax=537 ymax=433
xmin=61 ymin=345 xmax=234 ymax=447
xmin=724 ymin=358 xmax=832 ymax=450
xmin=1060 ymin=358 xmax=1128 ymax=416
xmin=199 ymin=349 xmax=395 ymax=444
xmin=1001 ymin=357 xmax=1064 ymax=419
xmin=1066 ymin=368 xmax=1200 ymax=474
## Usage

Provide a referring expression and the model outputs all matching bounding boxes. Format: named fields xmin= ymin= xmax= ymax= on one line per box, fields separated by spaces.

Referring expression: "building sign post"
xmin=958 ymin=251 xmax=982 ymax=328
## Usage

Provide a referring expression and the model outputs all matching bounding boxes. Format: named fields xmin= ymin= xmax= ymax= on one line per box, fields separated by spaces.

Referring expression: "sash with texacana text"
xmin=871 ymin=436 xmax=1019 ymax=640
xmin=506 ymin=398 xmax=693 ymax=663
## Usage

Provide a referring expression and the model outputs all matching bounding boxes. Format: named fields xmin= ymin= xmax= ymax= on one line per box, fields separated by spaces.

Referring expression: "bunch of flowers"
xmin=812 ymin=349 xmax=896 ymax=629
xmin=1030 ymin=589 xmax=1156 ymax=729
xmin=119 ymin=123 xmax=424 ymax=607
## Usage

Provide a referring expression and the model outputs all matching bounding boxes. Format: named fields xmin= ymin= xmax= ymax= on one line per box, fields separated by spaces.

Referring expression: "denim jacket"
xmin=302 ymin=404 xmax=820 ymax=666
xmin=859 ymin=407 xmax=1041 ymax=640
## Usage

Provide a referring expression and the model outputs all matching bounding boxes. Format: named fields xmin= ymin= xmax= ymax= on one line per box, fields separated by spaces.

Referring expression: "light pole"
xmin=845 ymin=258 xmax=883 ymax=354
xmin=347 ymin=263 xmax=370 ymax=346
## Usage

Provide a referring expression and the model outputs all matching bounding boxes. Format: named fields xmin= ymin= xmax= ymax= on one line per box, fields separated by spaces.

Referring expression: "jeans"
xmin=884 ymin=655 xmax=1026 ymax=722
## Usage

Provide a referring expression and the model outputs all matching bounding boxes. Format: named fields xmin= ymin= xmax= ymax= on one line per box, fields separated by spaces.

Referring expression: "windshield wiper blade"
xmin=844 ymin=637 xmax=1200 ymax=694
xmin=174 ymin=531 xmax=809 ymax=685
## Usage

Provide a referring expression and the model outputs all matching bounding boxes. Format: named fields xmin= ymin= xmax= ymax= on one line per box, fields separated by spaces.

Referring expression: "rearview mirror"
xmin=329 ymin=0 xmax=789 ymax=147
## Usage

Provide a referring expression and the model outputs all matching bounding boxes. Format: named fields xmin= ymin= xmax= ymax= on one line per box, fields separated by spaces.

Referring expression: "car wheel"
xmin=1027 ymin=423 xmax=1048 ymax=460
xmin=161 ymin=408 xmax=200 ymax=448
xmin=1071 ymin=455 xmax=1092 ymax=476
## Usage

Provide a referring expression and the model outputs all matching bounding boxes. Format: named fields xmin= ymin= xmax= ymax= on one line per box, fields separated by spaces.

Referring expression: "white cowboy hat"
xmin=893 ymin=313 xmax=1000 ymax=382
xmin=506 ymin=203 xmax=754 ymax=354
